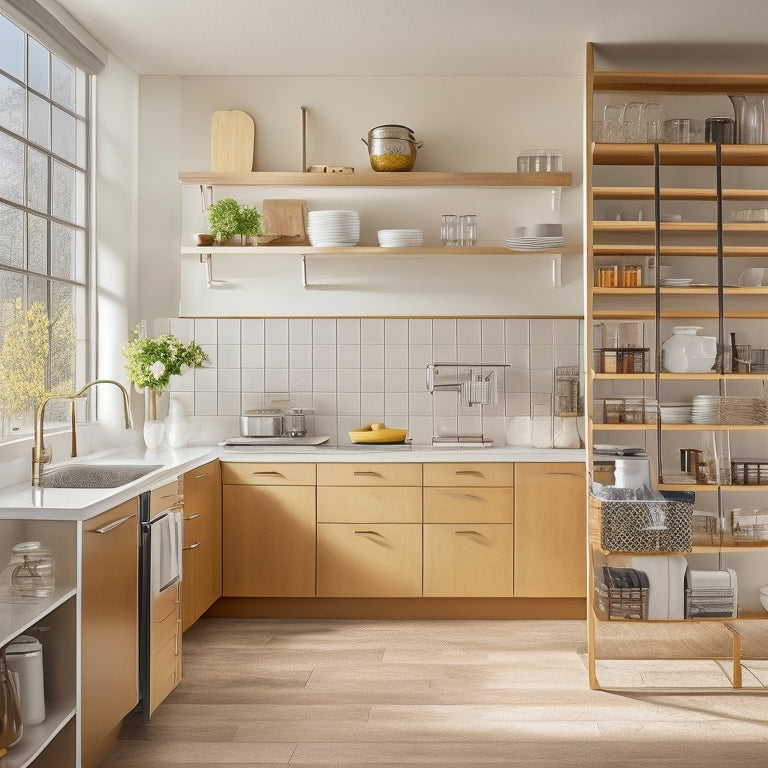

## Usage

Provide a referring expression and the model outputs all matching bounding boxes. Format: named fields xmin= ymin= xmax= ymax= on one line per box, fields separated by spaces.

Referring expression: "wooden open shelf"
xmin=592 ymin=143 xmax=768 ymax=166
xmin=592 ymin=70 xmax=768 ymax=93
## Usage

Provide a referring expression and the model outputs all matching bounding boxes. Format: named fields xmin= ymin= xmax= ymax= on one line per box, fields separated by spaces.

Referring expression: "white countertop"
xmin=0 ymin=443 xmax=584 ymax=521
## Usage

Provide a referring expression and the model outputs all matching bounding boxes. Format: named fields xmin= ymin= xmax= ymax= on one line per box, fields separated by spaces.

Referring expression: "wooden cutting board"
xmin=262 ymin=199 xmax=309 ymax=246
xmin=211 ymin=109 xmax=255 ymax=173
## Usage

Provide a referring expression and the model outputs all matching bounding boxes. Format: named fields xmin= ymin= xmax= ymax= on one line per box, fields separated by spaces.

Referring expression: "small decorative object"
xmin=207 ymin=198 xmax=264 ymax=245
xmin=165 ymin=397 xmax=191 ymax=449
xmin=553 ymin=413 xmax=582 ymax=449
xmin=121 ymin=327 xmax=208 ymax=449
xmin=195 ymin=233 xmax=214 ymax=247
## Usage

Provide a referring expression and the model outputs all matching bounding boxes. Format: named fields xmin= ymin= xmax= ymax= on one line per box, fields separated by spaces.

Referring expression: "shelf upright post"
xmin=653 ymin=143 xmax=663 ymax=484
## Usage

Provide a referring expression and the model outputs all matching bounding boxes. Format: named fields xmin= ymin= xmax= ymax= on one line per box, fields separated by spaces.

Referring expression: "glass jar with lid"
xmin=9 ymin=541 xmax=55 ymax=598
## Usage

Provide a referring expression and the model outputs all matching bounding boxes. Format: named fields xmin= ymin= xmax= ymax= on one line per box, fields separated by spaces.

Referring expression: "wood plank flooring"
xmin=103 ymin=618 xmax=768 ymax=767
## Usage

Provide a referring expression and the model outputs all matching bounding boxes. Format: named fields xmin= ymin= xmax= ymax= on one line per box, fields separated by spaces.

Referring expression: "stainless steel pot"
xmin=240 ymin=409 xmax=283 ymax=437
xmin=362 ymin=124 xmax=423 ymax=172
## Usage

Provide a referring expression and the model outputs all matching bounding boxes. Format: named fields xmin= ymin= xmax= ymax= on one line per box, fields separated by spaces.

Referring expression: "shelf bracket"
xmin=200 ymin=252 xmax=229 ymax=288
xmin=199 ymin=184 xmax=213 ymax=212
xmin=552 ymin=254 xmax=562 ymax=288
xmin=301 ymin=253 xmax=310 ymax=288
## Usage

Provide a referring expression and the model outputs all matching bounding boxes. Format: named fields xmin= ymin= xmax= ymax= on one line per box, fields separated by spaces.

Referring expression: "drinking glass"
xmin=440 ymin=214 xmax=458 ymax=246
xmin=459 ymin=214 xmax=477 ymax=246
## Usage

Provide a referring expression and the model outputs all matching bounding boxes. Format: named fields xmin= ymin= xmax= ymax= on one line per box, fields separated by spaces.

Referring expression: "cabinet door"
xmin=223 ymin=485 xmax=316 ymax=596
xmin=423 ymin=523 xmax=514 ymax=597
xmin=513 ymin=463 xmax=586 ymax=598
xmin=316 ymin=524 xmax=422 ymax=597
xmin=182 ymin=460 xmax=222 ymax=631
xmin=81 ymin=499 xmax=139 ymax=768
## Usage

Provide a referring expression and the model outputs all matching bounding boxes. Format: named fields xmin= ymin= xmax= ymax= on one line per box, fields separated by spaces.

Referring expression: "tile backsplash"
xmin=150 ymin=317 xmax=583 ymax=446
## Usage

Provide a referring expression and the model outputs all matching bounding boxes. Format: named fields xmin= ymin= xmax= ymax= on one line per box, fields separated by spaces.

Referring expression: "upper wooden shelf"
xmin=592 ymin=143 xmax=768 ymax=166
xmin=178 ymin=171 xmax=573 ymax=188
xmin=593 ymin=186 xmax=768 ymax=201
xmin=182 ymin=244 xmax=583 ymax=257
xmin=592 ymin=71 xmax=768 ymax=93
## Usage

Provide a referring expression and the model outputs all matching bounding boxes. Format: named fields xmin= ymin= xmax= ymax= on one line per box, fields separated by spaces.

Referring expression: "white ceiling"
xmin=55 ymin=0 xmax=768 ymax=77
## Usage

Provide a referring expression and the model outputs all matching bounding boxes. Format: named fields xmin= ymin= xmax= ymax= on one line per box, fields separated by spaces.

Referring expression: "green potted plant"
xmin=207 ymin=198 xmax=240 ymax=244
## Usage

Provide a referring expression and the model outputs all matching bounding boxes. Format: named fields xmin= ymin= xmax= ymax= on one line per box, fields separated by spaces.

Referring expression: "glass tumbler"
xmin=459 ymin=214 xmax=477 ymax=246
xmin=441 ymin=214 xmax=458 ymax=246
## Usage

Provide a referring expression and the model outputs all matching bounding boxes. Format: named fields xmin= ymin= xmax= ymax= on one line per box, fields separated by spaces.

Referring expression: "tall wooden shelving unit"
xmin=585 ymin=42 xmax=768 ymax=691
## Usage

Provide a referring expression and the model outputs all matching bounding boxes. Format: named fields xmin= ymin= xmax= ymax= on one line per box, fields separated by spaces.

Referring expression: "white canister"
xmin=5 ymin=635 xmax=45 ymax=725
xmin=662 ymin=326 xmax=717 ymax=373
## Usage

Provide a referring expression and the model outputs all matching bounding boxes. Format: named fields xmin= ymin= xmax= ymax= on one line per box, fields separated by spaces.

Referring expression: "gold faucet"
xmin=32 ymin=378 xmax=133 ymax=486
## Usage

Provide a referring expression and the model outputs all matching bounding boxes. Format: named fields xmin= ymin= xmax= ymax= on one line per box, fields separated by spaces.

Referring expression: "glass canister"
xmin=9 ymin=542 xmax=55 ymax=598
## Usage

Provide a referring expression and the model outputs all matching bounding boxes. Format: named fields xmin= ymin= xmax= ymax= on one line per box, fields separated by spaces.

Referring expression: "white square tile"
xmin=194 ymin=368 xmax=218 ymax=392
xmin=432 ymin=344 xmax=457 ymax=363
xmin=194 ymin=318 xmax=218 ymax=345
xmin=531 ymin=318 xmax=554 ymax=345
xmin=481 ymin=318 xmax=505 ymax=346
xmin=200 ymin=344 xmax=217 ymax=367
xmin=337 ymin=368 xmax=361 ymax=393
xmin=145 ymin=318 xmax=169 ymax=336
xmin=433 ymin=318 xmax=456 ymax=346
xmin=265 ymin=318 xmax=289 ymax=344
xmin=313 ymin=344 xmax=337 ymax=369
xmin=311 ymin=392 xmax=336 ymax=414
xmin=218 ymin=344 xmax=241 ymax=369
xmin=531 ymin=370 xmax=554 ymax=393
xmin=169 ymin=317 xmax=194 ymax=343
xmin=531 ymin=344 xmax=554 ymax=371
xmin=361 ymin=368 xmax=385 ymax=392
xmin=434 ymin=390 xmax=458 ymax=417
xmin=505 ymin=368 xmax=530 ymax=394
xmin=313 ymin=318 xmax=336 ymax=344
xmin=242 ymin=392 xmax=267 ymax=411
xmin=457 ymin=344 xmax=480 ymax=362
xmin=289 ymin=368 xmax=313 ymax=392
xmin=506 ymin=392 xmax=532 ymax=417
xmin=241 ymin=368 xmax=264 ymax=391
xmin=314 ymin=416 xmax=338 ymax=444
xmin=384 ymin=318 xmax=408 ymax=345
xmin=289 ymin=318 xmax=312 ymax=344
xmin=265 ymin=344 xmax=289 ymax=369
xmin=458 ymin=318 xmax=481 ymax=345
xmin=338 ymin=344 xmax=361 ymax=369
xmin=434 ymin=415 xmax=458 ymax=437
xmin=217 ymin=392 xmax=241 ymax=416
xmin=337 ymin=415 xmax=362 ymax=440
xmin=169 ymin=366 xmax=195 ymax=392
xmin=554 ymin=344 xmax=580 ymax=368
xmin=218 ymin=369 xmax=241 ymax=393
xmin=384 ymin=392 xmax=408 ymax=416
xmin=505 ymin=318 xmax=529 ymax=344
xmin=385 ymin=344 xmax=409 ymax=369
xmin=481 ymin=416 xmax=507 ymax=445
xmin=194 ymin=391 xmax=217 ymax=416
xmin=241 ymin=344 xmax=264 ymax=368
xmin=265 ymin=368 xmax=289 ymax=391
xmin=361 ymin=318 xmax=384 ymax=344
xmin=289 ymin=344 xmax=313 ymax=369
xmin=409 ymin=367 xmax=428 ymax=393
xmin=313 ymin=368 xmax=337 ymax=392
xmin=481 ymin=345 xmax=505 ymax=364
xmin=409 ymin=344 xmax=432 ymax=370
xmin=241 ymin=319 xmax=265 ymax=344
xmin=458 ymin=413 xmax=482 ymax=436
xmin=409 ymin=391 xmax=433 ymax=417
xmin=337 ymin=318 xmax=360 ymax=345
xmin=337 ymin=392 xmax=361 ymax=416
xmin=361 ymin=344 xmax=384 ymax=369
xmin=407 ymin=415 xmax=433 ymax=445
xmin=168 ymin=392 xmax=194 ymax=416
xmin=554 ymin=318 xmax=580 ymax=345
xmin=409 ymin=319 xmax=432 ymax=345
xmin=384 ymin=367 xmax=409 ymax=392
xmin=506 ymin=344 xmax=530 ymax=369
xmin=360 ymin=392 xmax=384 ymax=416
xmin=218 ymin=318 xmax=241 ymax=345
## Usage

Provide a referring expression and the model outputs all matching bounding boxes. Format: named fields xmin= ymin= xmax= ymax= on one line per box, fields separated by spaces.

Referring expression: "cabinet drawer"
xmin=150 ymin=479 xmax=183 ymax=518
xmin=423 ymin=523 xmax=514 ymax=597
xmin=317 ymin=463 xmax=422 ymax=487
xmin=318 ymin=486 xmax=422 ymax=523
xmin=423 ymin=487 xmax=514 ymax=523
xmin=152 ymin=602 xmax=180 ymax=649
xmin=153 ymin=582 xmax=180 ymax=624
xmin=423 ymin=463 xmax=514 ymax=487
xmin=316 ymin=523 xmax=422 ymax=597
xmin=222 ymin=462 xmax=316 ymax=485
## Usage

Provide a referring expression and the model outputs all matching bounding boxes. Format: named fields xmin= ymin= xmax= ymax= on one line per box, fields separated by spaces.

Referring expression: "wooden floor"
xmin=104 ymin=618 xmax=768 ymax=767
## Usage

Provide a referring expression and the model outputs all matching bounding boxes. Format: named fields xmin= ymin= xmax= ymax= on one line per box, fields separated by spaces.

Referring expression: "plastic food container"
xmin=516 ymin=150 xmax=563 ymax=173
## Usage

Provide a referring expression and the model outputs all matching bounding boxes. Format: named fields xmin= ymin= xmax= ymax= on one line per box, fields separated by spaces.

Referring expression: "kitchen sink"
xmin=39 ymin=464 xmax=163 ymax=489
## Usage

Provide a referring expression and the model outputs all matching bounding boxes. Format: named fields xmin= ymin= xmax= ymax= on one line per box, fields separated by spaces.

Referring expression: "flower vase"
xmin=144 ymin=389 xmax=165 ymax=450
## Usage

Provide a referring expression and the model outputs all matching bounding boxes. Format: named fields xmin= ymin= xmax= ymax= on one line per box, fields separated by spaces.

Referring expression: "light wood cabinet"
xmin=423 ymin=463 xmax=514 ymax=597
xmin=222 ymin=463 xmax=316 ymax=597
xmin=316 ymin=463 xmax=422 ymax=597
xmin=81 ymin=498 xmax=139 ymax=768
xmin=182 ymin=460 xmax=222 ymax=631
xmin=513 ymin=462 xmax=586 ymax=598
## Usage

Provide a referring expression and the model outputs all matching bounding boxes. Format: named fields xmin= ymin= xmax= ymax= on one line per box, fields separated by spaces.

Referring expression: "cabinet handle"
xmin=455 ymin=470 xmax=483 ymax=477
xmin=194 ymin=472 xmax=209 ymax=479
xmin=170 ymin=503 xmax=185 ymax=512
xmin=252 ymin=470 xmax=285 ymax=477
xmin=353 ymin=471 xmax=383 ymax=477
xmin=184 ymin=513 xmax=201 ymax=521
xmin=183 ymin=541 xmax=202 ymax=551
xmin=90 ymin=514 xmax=134 ymax=534
xmin=452 ymin=492 xmax=484 ymax=502
xmin=354 ymin=530 xmax=383 ymax=536
xmin=455 ymin=530 xmax=483 ymax=536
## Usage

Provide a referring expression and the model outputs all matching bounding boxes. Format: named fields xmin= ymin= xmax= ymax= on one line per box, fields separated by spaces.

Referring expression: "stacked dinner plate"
xmin=661 ymin=277 xmax=694 ymax=287
xmin=659 ymin=402 xmax=693 ymax=424
xmin=377 ymin=229 xmax=423 ymax=247
xmin=504 ymin=223 xmax=563 ymax=251
xmin=307 ymin=210 xmax=360 ymax=247
xmin=691 ymin=395 xmax=768 ymax=425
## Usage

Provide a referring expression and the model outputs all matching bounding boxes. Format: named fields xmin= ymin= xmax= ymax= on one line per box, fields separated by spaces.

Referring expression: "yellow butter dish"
xmin=348 ymin=422 xmax=407 ymax=444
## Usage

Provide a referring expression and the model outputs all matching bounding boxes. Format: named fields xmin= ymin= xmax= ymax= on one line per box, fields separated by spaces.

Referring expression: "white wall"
xmin=138 ymin=74 xmax=584 ymax=318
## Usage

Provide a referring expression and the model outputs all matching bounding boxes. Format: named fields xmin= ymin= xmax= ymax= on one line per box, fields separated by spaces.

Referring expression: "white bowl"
xmin=759 ymin=585 xmax=768 ymax=613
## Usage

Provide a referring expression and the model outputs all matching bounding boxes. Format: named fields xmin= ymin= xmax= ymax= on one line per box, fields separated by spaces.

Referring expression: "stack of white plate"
xmin=307 ymin=210 xmax=360 ymax=247
xmin=504 ymin=223 xmax=563 ymax=251
xmin=692 ymin=395 xmax=768 ymax=425
xmin=659 ymin=402 xmax=693 ymax=424
xmin=377 ymin=229 xmax=423 ymax=247
xmin=661 ymin=277 xmax=694 ymax=287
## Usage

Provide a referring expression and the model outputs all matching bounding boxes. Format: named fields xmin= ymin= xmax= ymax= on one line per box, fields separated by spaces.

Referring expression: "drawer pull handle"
xmin=354 ymin=530 xmax=383 ymax=536
xmin=185 ymin=513 xmax=201 ymax=521
xmin=91 ymin=514 xmax=134 ymax=534
xmin=455 ymin=492 xmax=483 ymax=501
xmin=455 ymin=470 xmax=483 ymax=477
xmin=455 ymin=530 xmax=483 ymax=537
xmin=252 ymin=470 xmax=285 ymax=477
xmin=183 ymin=541 xmax=202 ymax=551
xmin=353 ymin=471 xmax=383 ymax=477
xmin=194 ymin=472 xmax=209 ymax=479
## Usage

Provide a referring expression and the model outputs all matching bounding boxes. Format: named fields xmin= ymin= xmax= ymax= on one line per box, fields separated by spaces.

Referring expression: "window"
xmin=0 ymin=10 xmax=90 ymax=437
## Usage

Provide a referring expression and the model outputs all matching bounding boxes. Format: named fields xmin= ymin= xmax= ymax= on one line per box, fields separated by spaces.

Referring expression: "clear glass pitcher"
xmin=728 ymin=94 xmax=768 ymax=144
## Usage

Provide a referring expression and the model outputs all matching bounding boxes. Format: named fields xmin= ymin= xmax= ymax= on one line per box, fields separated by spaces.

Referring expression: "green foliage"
xmin=0 ymin=299 xmax=50 ymax=418
xmin=121 ymin=326 xmax=208 ymax=393
xmin=207 ymin=198 xmax=263 ymax=242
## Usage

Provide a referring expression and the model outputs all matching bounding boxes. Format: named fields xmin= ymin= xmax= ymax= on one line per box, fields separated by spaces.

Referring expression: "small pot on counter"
xmin=240 ymin=409 xmax=283 ymax=437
